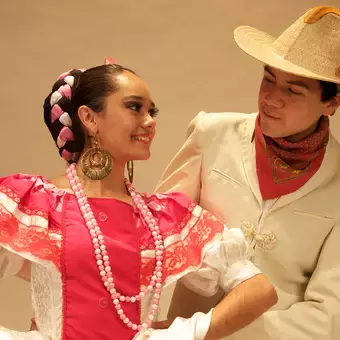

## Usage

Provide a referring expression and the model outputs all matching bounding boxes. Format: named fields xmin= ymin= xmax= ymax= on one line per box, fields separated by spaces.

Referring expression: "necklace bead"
xmin=67 ymin=163 xmax=164 ymax=330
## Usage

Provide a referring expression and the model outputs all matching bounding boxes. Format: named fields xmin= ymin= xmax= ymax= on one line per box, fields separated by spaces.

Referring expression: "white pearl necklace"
xmin=67 ymin=163 xmax=164 ymax=331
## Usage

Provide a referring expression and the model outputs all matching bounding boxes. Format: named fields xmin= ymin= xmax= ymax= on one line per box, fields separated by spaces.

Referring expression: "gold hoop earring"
xmin=126 ymin=160 xmax=134 ymax=183
xmin=80 ymin=138 xmax=112 ymax=180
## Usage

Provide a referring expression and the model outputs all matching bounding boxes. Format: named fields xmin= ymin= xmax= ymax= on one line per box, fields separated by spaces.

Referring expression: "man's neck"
xmin=284 ymin=120 xmax=320 ymax=142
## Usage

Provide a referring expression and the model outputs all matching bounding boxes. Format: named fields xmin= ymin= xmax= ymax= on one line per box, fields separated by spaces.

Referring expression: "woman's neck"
xmin=74 ymin=162 xmax=129 ymax=199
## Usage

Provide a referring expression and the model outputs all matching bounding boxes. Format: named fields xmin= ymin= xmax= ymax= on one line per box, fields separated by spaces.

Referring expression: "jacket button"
xmin=240 ymin=221 xmax=256 ymax=237
xmin=255 ymin=231 xmax=277 ymax=250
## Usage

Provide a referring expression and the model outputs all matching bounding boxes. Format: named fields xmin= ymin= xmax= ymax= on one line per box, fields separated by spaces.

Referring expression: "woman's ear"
xmin=77 ymin=105 xmax=98 ymax=136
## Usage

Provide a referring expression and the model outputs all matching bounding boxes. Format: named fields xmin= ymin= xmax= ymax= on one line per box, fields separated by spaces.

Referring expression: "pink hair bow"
xmin=104 ymin=57 xmax=115 ymax=65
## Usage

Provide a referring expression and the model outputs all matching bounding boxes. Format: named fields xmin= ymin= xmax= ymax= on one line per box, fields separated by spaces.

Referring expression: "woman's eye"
xmin=126 ymin=102 xmax=141 ymax=111
xmin=149 ymin=107 xmax=159 ymax=118
xmin=125 ymin=101 xmax=159 ymax=117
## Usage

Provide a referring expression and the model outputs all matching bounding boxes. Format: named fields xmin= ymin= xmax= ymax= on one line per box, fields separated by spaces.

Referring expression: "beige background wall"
xmin=1 ymin=0 xmax=339 ymax=331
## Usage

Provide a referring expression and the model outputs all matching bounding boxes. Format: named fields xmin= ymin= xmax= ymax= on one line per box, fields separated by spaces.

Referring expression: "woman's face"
xmin=81 ymin=71 xmax=158 ymax=165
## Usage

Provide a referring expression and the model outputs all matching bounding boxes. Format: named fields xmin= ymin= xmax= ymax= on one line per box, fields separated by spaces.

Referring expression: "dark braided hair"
xmin=43 ymin=64 xmax=136 ymax=163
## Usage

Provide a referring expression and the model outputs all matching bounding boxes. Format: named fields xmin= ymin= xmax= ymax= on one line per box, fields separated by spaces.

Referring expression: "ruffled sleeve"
xmin=0 ymin=174 xmax=64 ymax=339
xmin=135 ymin=192 xmax=260 ymax=340
xmin=0 ymin=174 xmax=62 ymax=270
xmin=142 ymin=191 xmax=260 ymax=295
xmin=180 ymin=226 xmax=260 ymax=296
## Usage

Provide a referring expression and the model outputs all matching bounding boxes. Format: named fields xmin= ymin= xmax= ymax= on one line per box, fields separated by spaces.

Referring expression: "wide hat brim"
xmin=234 ymin=25 xmax=340 ymax=85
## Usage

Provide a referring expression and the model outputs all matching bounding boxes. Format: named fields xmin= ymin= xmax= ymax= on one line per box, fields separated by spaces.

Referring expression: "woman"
xmin=0 ymin=60 xmax=277 ymax=340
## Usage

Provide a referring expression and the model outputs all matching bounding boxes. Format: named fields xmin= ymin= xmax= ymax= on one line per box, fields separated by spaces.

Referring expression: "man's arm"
xmin=156 ymin=110 xmax=226 ymax=321
xmin=155 ymin=111 xmax=205 ymax=202
xmin=224 ymin=224 xmax=340 ymax=340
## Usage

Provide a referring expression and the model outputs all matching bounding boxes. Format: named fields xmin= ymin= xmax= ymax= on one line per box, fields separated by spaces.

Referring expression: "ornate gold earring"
xmin=80 ymin=137 xmax=112 ymax=180
xmin=126 ymin=160 xmax=134 ymax=183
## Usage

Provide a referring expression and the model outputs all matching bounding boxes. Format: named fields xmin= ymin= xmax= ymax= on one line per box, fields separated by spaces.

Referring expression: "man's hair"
xmin=320 ymin=81 xmax=339 ymax=102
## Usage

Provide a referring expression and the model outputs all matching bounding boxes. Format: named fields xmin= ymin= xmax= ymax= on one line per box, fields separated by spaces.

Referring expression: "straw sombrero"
xmin=234 ymin=6 xmax=340 ymax=85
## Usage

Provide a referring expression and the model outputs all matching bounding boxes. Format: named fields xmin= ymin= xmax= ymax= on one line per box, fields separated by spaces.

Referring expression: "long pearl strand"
xmin=67 ymin=163 xmax=164 ymax=331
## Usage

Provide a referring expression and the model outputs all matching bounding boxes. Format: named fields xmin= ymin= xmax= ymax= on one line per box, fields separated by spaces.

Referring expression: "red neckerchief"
xmin=255 ymin=115 xmax=329 ymax=199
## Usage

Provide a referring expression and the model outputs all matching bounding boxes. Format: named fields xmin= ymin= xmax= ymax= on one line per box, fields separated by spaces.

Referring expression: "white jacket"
xmin=156 ymin=111 xmax=340 ymax=340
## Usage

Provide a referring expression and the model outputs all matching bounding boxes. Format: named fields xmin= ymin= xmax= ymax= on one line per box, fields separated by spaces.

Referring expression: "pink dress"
xmin=0 ymin=174 xmax=260 ymax=340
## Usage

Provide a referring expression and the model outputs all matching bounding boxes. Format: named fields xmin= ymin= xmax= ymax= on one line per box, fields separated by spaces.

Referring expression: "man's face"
xmin=258 ymin=66 xmax=339 ymax=141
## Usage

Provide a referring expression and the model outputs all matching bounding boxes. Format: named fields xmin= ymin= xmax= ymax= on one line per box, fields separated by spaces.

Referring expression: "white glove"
xmin=0 ymin=329 xmax=49 ymax=340
xmin=133 ymin=308 xmax=213 ymax=340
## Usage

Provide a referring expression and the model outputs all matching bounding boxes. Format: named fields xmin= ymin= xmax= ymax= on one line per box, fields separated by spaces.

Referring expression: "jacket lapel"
xmin=241 ymin=113 xmax=263 ymax=208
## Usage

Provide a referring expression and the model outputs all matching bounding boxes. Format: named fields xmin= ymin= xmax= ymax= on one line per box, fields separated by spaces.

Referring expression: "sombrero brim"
xmin=234 ymin=25 xmax=340 ymax=85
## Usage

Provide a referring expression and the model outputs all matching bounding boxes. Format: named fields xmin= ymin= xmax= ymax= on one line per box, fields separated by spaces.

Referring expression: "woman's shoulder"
xmin=143 ymin=191 xmax=224 ymax=233
xmin=0 ymin=173 xmax=67 ymax=212
xmin=143 ymin=191 xmax=194 ymax=213
xmin=0 ymin=173 xmax=64 ymax=270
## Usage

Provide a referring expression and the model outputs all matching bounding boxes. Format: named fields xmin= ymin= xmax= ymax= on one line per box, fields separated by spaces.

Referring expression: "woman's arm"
xmin=15 ymin=259 xmax=31 ymax=282
xmin=135 ymin=224 xmax=277 ymax=340
xmin=0 ymin=248 xmax=48 ymax=339
xmin=136 ymin=273 xmax=276 ymax=340
xmin=206 ymin=273 xmax=277 ymax=339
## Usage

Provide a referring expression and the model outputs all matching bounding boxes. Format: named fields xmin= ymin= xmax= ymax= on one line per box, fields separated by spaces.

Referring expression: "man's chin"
xmin=260 ymin=125 xmax=288 ymax=139
xmin=259 ymin=122 xmax=278 ymax=138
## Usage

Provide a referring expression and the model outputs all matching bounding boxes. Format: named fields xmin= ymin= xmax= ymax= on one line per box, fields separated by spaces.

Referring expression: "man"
xmin=156 ymin=5 xmax=340 ymax=340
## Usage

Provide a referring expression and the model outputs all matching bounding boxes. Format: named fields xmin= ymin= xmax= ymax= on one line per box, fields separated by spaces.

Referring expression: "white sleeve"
xmin=0 ymin=249 xmax=49 ymax=339
xmin=133 ymin=309 xmax=213 ymax=340
xmin=0 ymin=247 xmax=25 ymax=279
xmin=180 ymin=226 xmax=261 ymax=296
xmin=134 ymin=228 xmax=261 ymax=340
xmin=0 ymin=328 xmax=49 ymax=340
